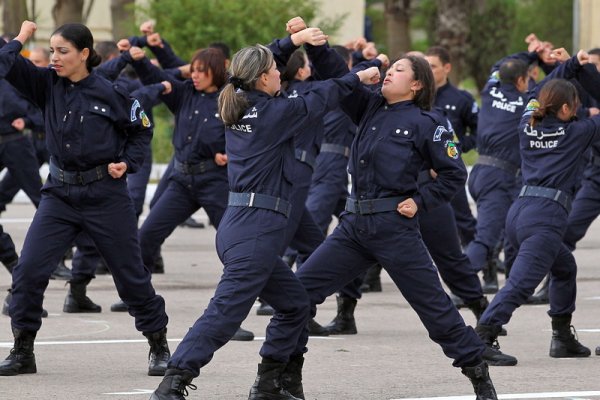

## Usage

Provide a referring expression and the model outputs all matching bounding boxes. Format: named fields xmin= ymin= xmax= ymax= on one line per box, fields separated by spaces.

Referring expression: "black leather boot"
xmin=257 ymin=299 xmax=275 ymax=316
xmin=144 ymin=327 xmax=171 ymax=376
xmin=307 ymin=318 xmax=329 ymax=336
xmin=324 ymin=296 xmax=357 ymax=335
xmin=63 ymin=277 xmax=101 ymax=313
xmin=360 ymin=264 xmax=382 ymax=293
xmin=1 ymin=255 xmax=17 ymax=273
xmin=2 ymin=289 xmax=48 ymax=318
xmin=475 ymin=324 xmax=517 ymax=366
xmin=248 ymin=358 xmax=302 ymax=400
xmin=466 ymin=296 xmax=489 ymax=321
xmin=549 ymin=315 xmax=590 ymax=358
xmin=0 ymin=328 xmax=37 ymax=376
xmin=466 ymin=297 xmax=507 ymax=336
xmin=525 ymin=275 xmax=549 ymax=305
xmin=150 ymin=368 xmax=196 ymax=400
xmin=110 ymin=299 xmax=129 ymax=312
xmin=461 ymin=361 xmax=498 ymax=400
xmin=50 ymin=259 xmax=72 ymax=280
xmin=232 ymin=326 xmax=255 ymax=341
xmin=481 ymin=259 xmax=498 ymax=294
xmin=281 ymin=354 xmax=305 ymax=399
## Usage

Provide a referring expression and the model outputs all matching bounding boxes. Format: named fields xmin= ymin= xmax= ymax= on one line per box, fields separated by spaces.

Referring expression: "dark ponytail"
xmin=530 ymin=79 xmax=579 ymax=126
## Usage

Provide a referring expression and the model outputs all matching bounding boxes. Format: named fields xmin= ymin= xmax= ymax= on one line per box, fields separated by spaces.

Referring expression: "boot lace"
xmin=491 ymin=339 xmax=502 ymax=351
xmin=177 ymin=382 xmax=197 ymax=397
xmin=569 ymin=325 xmax=579 ymax=341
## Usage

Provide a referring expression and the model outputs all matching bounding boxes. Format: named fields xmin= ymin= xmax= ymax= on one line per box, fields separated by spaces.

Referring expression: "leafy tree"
xmin=139 ymin=0 xmax=322 ymax=62
xmin=509 ymin=0 xmax=573 ymax=53
xmin=465 ymin=0 xmax=517 ymax=91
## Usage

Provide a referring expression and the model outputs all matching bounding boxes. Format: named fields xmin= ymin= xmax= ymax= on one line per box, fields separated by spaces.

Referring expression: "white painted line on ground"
xmin=103 ymin=389 xmax=153 ymax=395
xmin=0 ymin=335 xmax=339 ymax=347
xmin=394 ymin=391 xmax=600 ymax=400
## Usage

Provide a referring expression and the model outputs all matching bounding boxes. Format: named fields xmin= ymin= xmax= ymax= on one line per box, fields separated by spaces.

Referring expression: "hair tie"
xmin=228 ymin=76 xmax=246 ymax=90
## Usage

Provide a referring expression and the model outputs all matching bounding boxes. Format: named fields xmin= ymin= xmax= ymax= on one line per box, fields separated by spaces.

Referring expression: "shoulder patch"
xmin=433 ymin=125 xmax=448 ymax=142
xmin=130 ymin=99 xmax=141 ymax=122
xmin=526 ymin=98 xmax=540 ymax=112
xmin=445 ymin=140 xmax=460 ymax=159
xmin=489 ymin=70 xmax=500 ymax=82
xmin=140 ymin=110 xmax=151 ymax=128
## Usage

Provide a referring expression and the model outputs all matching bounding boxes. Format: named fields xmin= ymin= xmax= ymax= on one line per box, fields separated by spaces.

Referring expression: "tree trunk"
xmin=110 ymin=0 xmax=134 ymax=40
xmin=435 ymin=0 xmax=473 ymax=83
xmin=52 ymin=0 xmax=84 ymax=27
xmin=384 ymin=0 xmax=412 ymax=59
xmin=3 ymin=0 xmax=29 ymax=37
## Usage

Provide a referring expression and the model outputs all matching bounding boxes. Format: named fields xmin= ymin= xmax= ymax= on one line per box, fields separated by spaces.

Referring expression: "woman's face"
xmin=191 ymin=61 xmax=217 ymax=92
xmin=49 ymin=34 xmax=89 ymax=82
xmin=381 ymin=59 xmax=420 ymax=103
xmin=262 ymin=61 xmax=281 ymax=96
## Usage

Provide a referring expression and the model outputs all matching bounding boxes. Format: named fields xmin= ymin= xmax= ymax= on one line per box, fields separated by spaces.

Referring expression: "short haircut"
xmin=498 ymin=59 xmax=528 ymax=85
xmin=425 ymin=46 xmax=451 ymax=65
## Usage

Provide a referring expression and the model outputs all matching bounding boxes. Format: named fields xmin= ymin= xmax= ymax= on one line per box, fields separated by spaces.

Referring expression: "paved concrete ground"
xmin=1 ymin=203 xmax=600 ymax=399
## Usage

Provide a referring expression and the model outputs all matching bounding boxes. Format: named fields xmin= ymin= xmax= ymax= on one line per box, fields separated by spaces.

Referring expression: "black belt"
xmin=49 ymin=158 xmax=107 ymax=185
xmin=345 ymin=196 xmax=406 ymax=215
xmin=0 ymin=133 xmax=24 ymax=144
xmin=320 ymin=143 xmax=350 ymax=158
xmin=173 ymin=158 xmax=218 ymax=175
xmin=228 ymin=192 xmax=291 ymax=218
xmin=295 ymin=149 xmax=317 ymax=169
xmin=476 ymin=155 xmax=520 ymax=175
xmin=519 ymin=185 xmax=571 ymax=213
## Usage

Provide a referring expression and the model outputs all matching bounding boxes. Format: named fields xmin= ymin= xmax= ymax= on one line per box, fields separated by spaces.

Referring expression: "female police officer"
xmin=262 ymin=55 xmax=498 ymax=400
xmin=476 ymin=49 xmax=597 ymax=366
xmin=0 ymin=21 xmax=170 ymax=377
xmin=149 ymin=37 xmax=381 ymax=398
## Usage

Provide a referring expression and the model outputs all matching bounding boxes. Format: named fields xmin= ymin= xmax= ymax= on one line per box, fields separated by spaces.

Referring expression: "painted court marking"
xmin=0 ymin=335 xmax=339 ymax=348
xmin=394 ymin=391 xmax=600 ymax=400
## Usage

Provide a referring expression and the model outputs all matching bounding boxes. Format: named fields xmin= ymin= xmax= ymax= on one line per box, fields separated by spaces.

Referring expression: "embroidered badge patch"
xmin=526 ymin=99 xmax=540 ymax=112
xmin=140 ymin=111 xmax=151 ymax=128
xmin=433 ymin=125 xmax=448 ymax=142
xmin=130 ymin=99 xmax=141 ymax=122
xmin=445 ymin=140 xmax=459 ymax=159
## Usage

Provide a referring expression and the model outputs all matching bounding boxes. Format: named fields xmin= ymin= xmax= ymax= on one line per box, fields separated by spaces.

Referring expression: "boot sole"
xmin=485 ymin=358 xmax=518 ymax=366
xmin=0 ymin=364 xmax=37 ymax=376
xmin=63 ymin=307 xmax=102 ymax=313
xmin=549 ymin=351 xmax=591 ymax=358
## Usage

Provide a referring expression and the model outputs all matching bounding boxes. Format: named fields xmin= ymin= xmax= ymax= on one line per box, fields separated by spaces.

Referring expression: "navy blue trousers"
xmin=149 ymin=158 xmax=174 ymax=209
xmin=420 ymin=202 xmax=483 ymax=303
xmin=0 ymin=135 xmax=47 ymax=212
xmin=0 ymin=223 xmax=16 ymax=264
xmin=9 ymin=176 xmax=168 ymax=333
xmin=305 ymin=152 xmax=349 ymax=234
xmin=168 ymin=207 xmax=310 ymax=376
xmin=479 ymin=198 xmax=577 ymax=327
xmin=0 ymin=137 xmax=42 ymax=210
xmin=71 ymin=144 xmax=153 ymax=277
xmin=467 ymin=165 xmax=520 ymax=271
xmin=272 ymin=211 xmax=484 ymax=367
xmin=450 ymin=186 xmax=477 ymax=246
xmin=338 ymin=202 xmax=483 ymax=302
xmin=127 ymin=143 xmax=153 ymax=218
xmin=280 ymin=161 xmax=324 ymax=257
xmin=138 ymin=172 xmax=227 ymax=269
xmin=563 ymin=181 xmax=600 ymax=251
